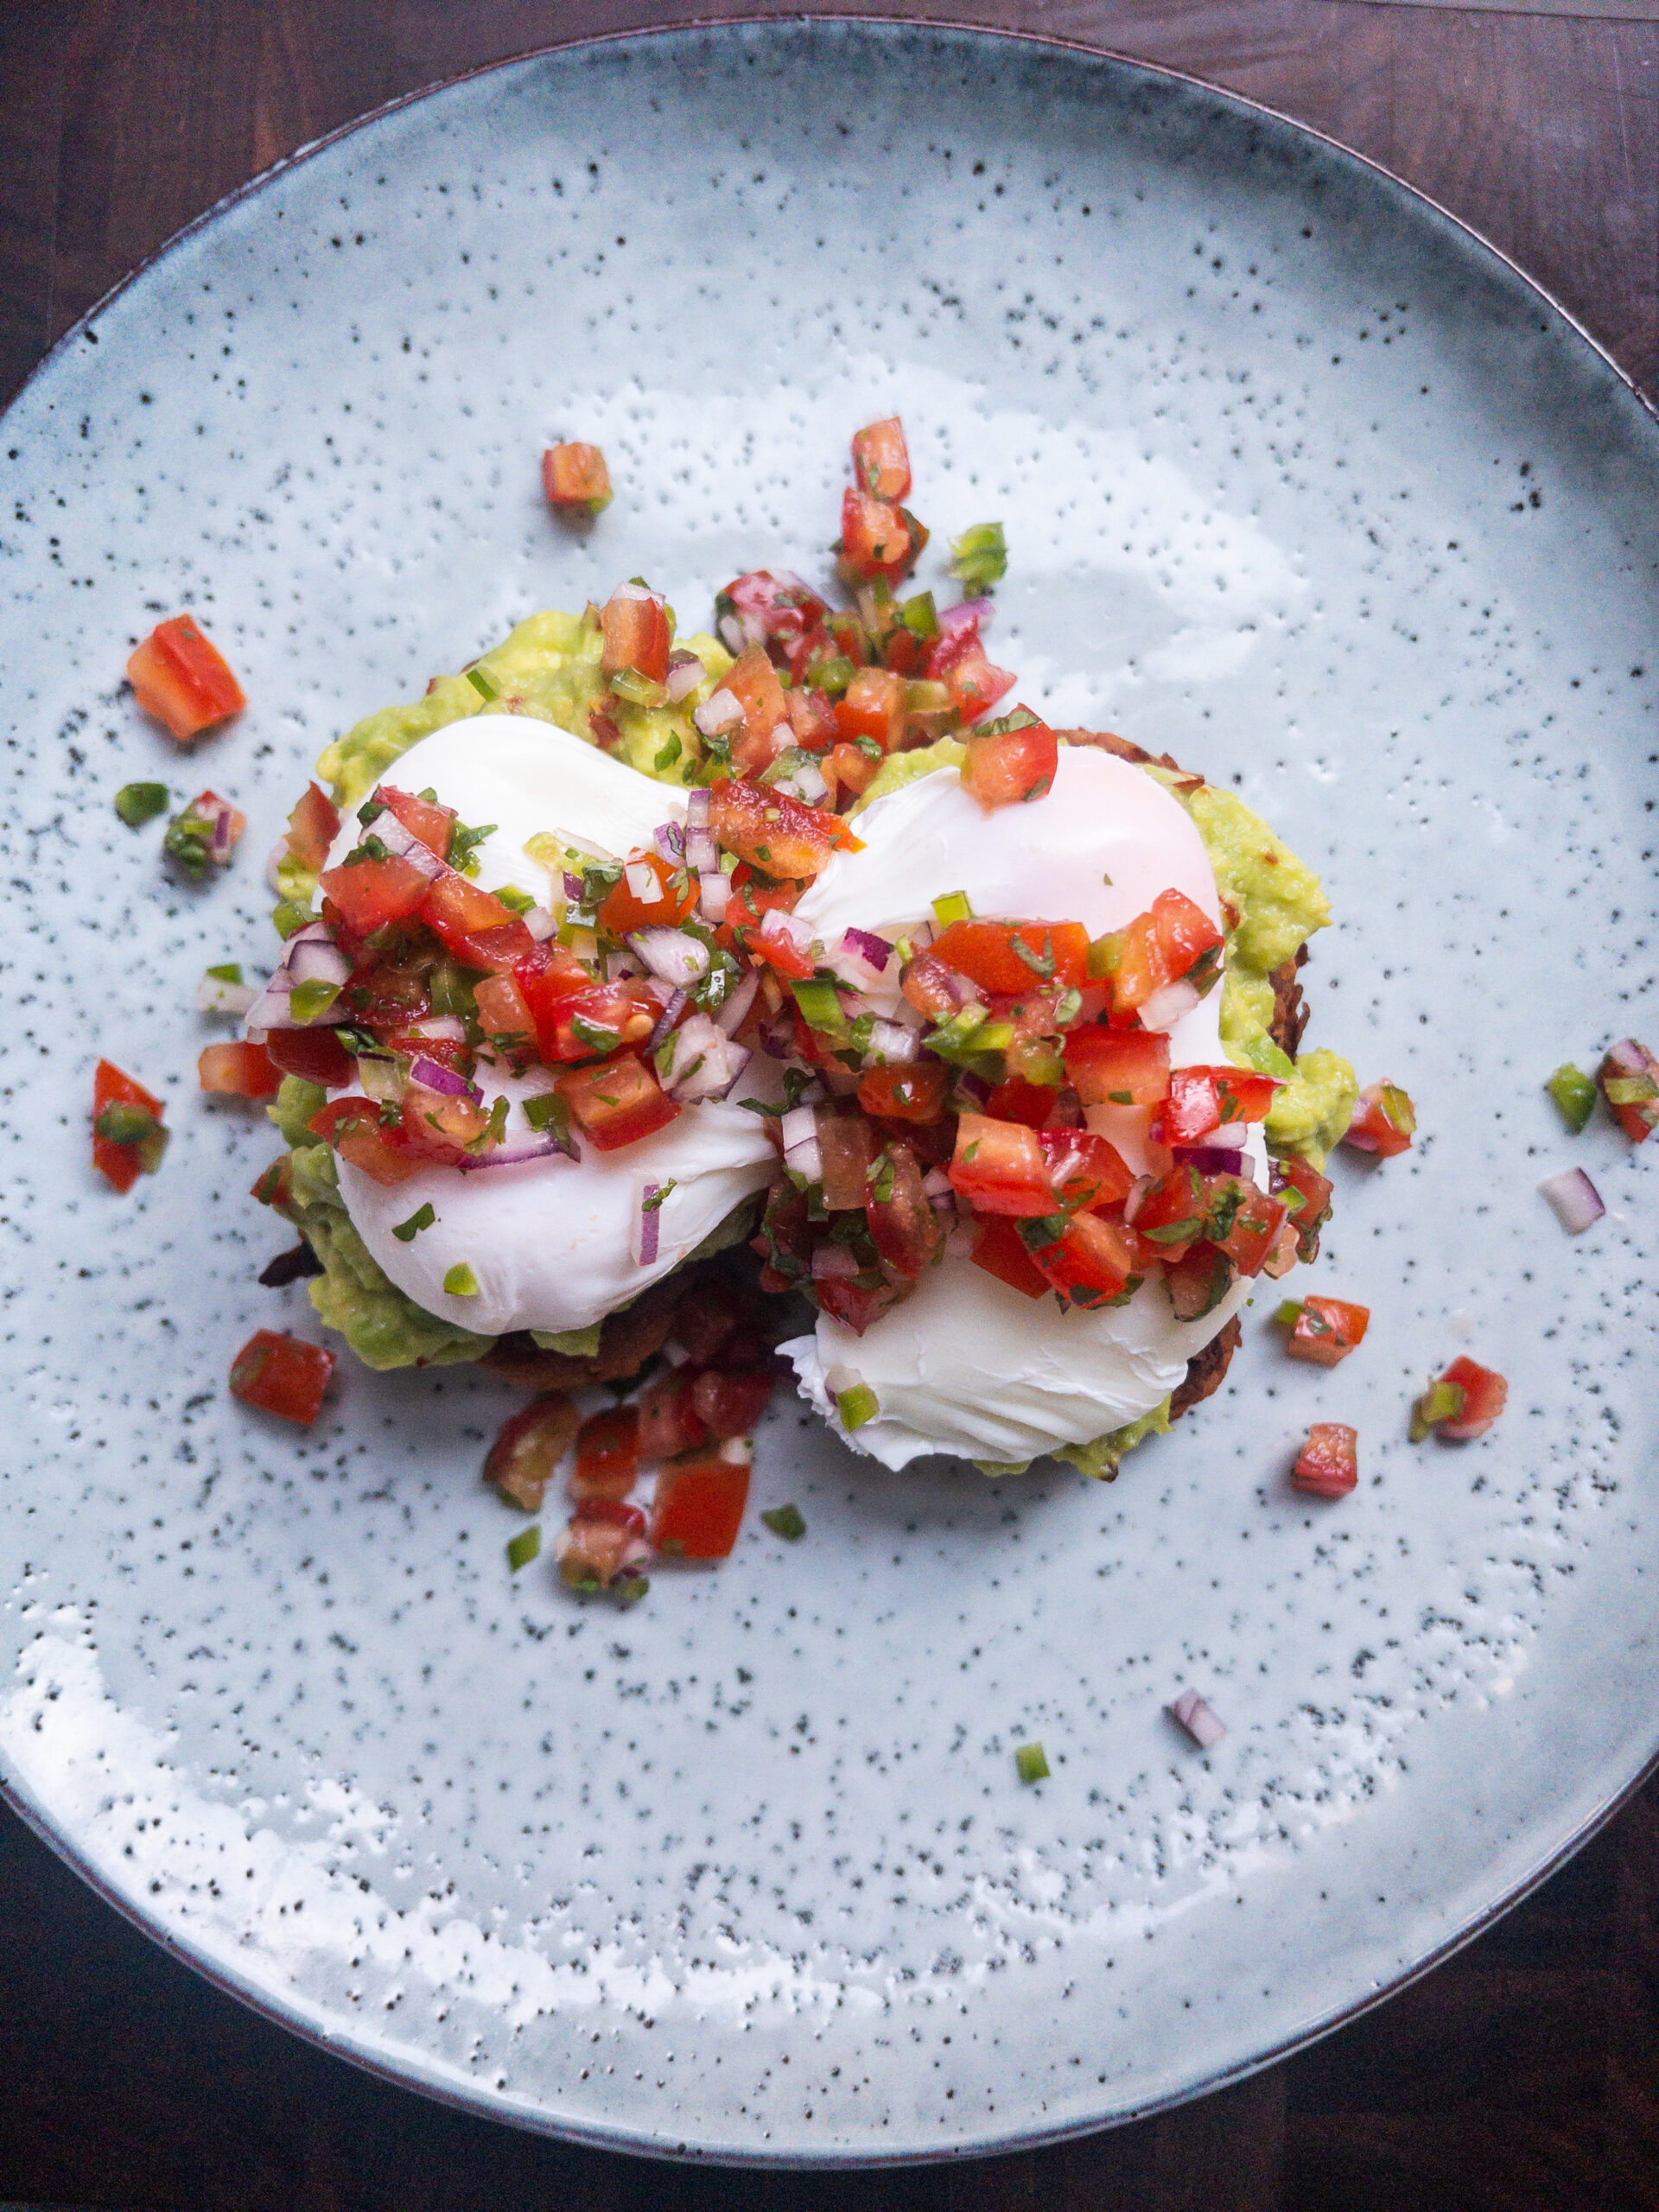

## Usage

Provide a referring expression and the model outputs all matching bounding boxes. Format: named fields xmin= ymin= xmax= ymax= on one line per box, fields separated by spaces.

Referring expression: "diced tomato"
xmin=944 ymin=652 xmax=1017 ymax=727
xmin=264 ymin=1026 xmax=355 ymax=1087
xmin=92 ymin=1058 xmax=166 ymax=1192
xmin=1105 ymin=911 xmax=1166 ymax=1022
xmin=1064 ymin=1026 xmax=1170 ymax=1107
xmin=818 ymin=1112 xmax=877 ymax=1211
xmin=638 ymin=1366 xmax=708 ymax=1459
xmin=970 ymin=1215 xmax=1050 ymax=1299
xmin=786 ymin=685 xmax=840 ymax=753
xmin=198 ymin=1041 xmax=282 ymax=1099
xmin=949 ymin=1113 xmax=1056 ymax=1217
xmin=400 ymin=1079 xmax=493 ymax=1159
xmin=901 ymin=950 xmax=969 ymax=1020
xmin=851 ymin=416 xmax=912 ymax=502
xmin=514 ymin=943 xmax=594 ymax=1058
xmin=599 ymin=587 xmax=671 ymax=683
xmin=228 ymin=1329 xmax=335 ymax=1426
xmin=866 ymin=1143 xmax=941 ymax=1281
xmin=961 ymin=710 xmax=1056 ymax=798
xmin=285 ymin=781 xmax=340 ymax=874
xmin=542 ymin=980 xmax=658 ymax=1065
xmin=825 ymin=741 xmax=880 ymax=806
xmin=835 ymin=666 xmax=907 ymax=754
xmin=1131 ymin=1166 xmax=1206 ymax=1261
xmin=572 ymin=1404 xmax=640 ymax=1500
xmin=690 ymin=1367 xmax=776 ymax=1440
xmin=127 ymin=614 xmax=246 ymax=741
xmin=542 ymin=442 xmax=613 ymax=513
xmin=747 ymin=923 xmax=816 ymax=983
xmin=473 ymin=971 xmax=537 ymax=1052
xmin=931 ymin=919 xmax=1088 ymax=995
xmin=651 ymin=1446 xmax=752 ymax=1560
xmin=1163 ymin=1242 xmax=1235 ymax=1320
xmin=378 ymin=784 xmax=455 ymax=860
xmin=559 ymin=1498 xmax=649 ymax=1587
xmin=1162 ymin=1065 xmax=1283 ymax=1143
xmin=487 ymin=1393 xmax=581 ymax=1510
xmin=1275 ymin=1156 xmax=1335 ymax=1260
xmin=979 ymin=1075 xmax=1054 ymax=1128
xmin=721 ymin=643 xmax=790 ymax=775
xmin=1206 ymin=1178 xmax=1287 ymax=1276
xmin=708 ymin=778 xmax=861 ymax=880
xmin=308 ymin=1096 xmax=425 ymax=1184
xmin=1027 ymin=1209 xmax=1139 ymax=1308
xmin=1293 ymin=1422 xmax=1358 ymax=1499
xmin=320 ymin=854 xmax=432 ymax=935
xmin=1344 ymin=1080 xmax=1417 ymax=1159
xmin=1037 ymin=1129 xmax=1135 ymax=1212
xmin=857 ymin=1061 xmax=948 ymax=1124
xmin=1599 ymin=1039 xmax=1659 ymax=1143
xmin=1433 ymin=1355 xmax=1509 ymax=1440
xmin=556 ymin=1053 xmax=679 ymax=1151
xmin=420 ymin=873 xmax=535 ymax=971
xmin=814 ymin=1274 xmax=905 ymax=1336
xmin=1151 ymin=887 xmax=1224 ymax=990
xmin=838 ymin=486 xmax=916 ymax=584
xmin=251 ymin=1154 xmax=295 ymax=1217
xmin=1284 ymin=1294 xmax=1370 ymax=1367
xmin=721 ymin=570 xmax=829 ymax=658
xmin=596 ymin=849 xmax=697 ymax=937
xmin=926 ymin=611 xmax=982 ymax=678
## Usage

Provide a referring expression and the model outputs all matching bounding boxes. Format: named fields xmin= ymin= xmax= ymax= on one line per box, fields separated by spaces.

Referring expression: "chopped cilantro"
xmin=392 ymin=1202 xmax=437 ymax=1243
xmin=760 ymin=1504 xmax=807 ymax=1541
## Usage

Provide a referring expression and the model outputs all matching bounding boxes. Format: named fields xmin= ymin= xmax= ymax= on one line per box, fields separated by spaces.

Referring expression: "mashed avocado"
xmin=268 ymin=1078 xmax=495 ymax=1371
xmin=313 ymin=610 xmax=734 ymax=820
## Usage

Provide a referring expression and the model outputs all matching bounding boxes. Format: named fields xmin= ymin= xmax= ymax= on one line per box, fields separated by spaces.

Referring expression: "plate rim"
xmin=4 ymin=12 xmax=1657 ymax=2168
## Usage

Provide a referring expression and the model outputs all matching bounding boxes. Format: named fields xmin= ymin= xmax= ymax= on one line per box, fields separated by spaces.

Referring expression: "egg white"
xmin=326 ymin=714 xmax=779 ymax=1337
xmin=779 ymin=746 xmax=1254 ymax=1470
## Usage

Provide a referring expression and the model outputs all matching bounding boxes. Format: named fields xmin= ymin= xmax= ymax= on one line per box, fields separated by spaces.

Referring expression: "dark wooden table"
xmin=3 ymin=6 xmax=1656 ymax=2207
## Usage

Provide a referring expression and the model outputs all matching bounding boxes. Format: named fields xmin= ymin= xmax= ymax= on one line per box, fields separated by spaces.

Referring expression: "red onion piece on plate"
xmin=1538 ymin=1166 xmax=1605 ymax=1234
xmin=1170 ymin=1691 xmax=1226 ymax=1748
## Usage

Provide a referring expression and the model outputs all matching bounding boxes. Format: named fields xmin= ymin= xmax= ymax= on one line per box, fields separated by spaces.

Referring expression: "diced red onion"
xmin=919 ymin=1166 xmax=957 ymax=1222
xmin=715 ymin=970 xmax=760 ymax=1037
xmin=953 ymin=1069 xmax=992 ymax=1109
xmin=243 ymin=975 xmax=296 ymax=1037
xmin=658 ymin=1014 xmax=751 ymax=1102
xmin=611 ymin=580 xmax=656 ymax=604
xmin=629 ymin=926 xmax=710 ymax=988
xmin=685 ymin=788 xmax=711 ymax=827
xmin=1123 ymin=1173 xmax=1155 ymax=1226
xmin=196 ymin=969 xmax=259 ymax=1017
xmin=823 ymin=933 xmax=889 ymax=997
xmin=654 ymin=820 xmax=686 ymax=861
xmin=624 ymin=857 xmax=662 ymax=904
xmin=288 ymin=937 xmax=352 ymax=990
xmin=1211 ymin=1122 xmax=1248 ymax=1148
xmin=1539 ymin=1166 xmax=1605 ymax=1234
xmin=811 ymin=1243 xmax=860 ymax=1282
xmin=1173 ymin=1146 xmax=1245 ymax=1177
xmin=372 ymin=810 xmax=446 ymax=879
xmin=867 ymin=1019 xmax=919 ymax=1065
xmin=563 ymin=869 xmax=586 ymax=904
xmin=760 ymin=906 xmax=814 ymax=957
xmin=407 ymin=1014 xmax=467 ymax=1041
xmin=694 ymin=687 xmax=742 ymax=738
xmin=632 ymin=1179 xmax=666 ymax=1267
xmin=410 ymin=1057 xmax=479 ymax=1102
xmin=937 ymin=597 xmax=991 ymax=643
xmin=1171 ymin=1691 xmax=1226 ymax=1749
xmin=780 ymin=1103 xmax=823 ymax=1183
xmin=757 ymin=1009 xmax=796 ymax=1061
xmin=717 ymin=613 xmax=766 ymax=656
xmin=210 ymin=802 xmax=236 ymax=858
xmin=1137 ymin=977 xmax=1203 ymax=1033
xmin=523 ymin=904 xmax=557 ymax=943
xmin=698 ymin=869 xmax=730 ymax=925
xmin=647 ymin=988 xmax=689 ymax=1052
xmin=457 ymin=1132 xmax=578 ymax=1171
xmin=664 ymin=655 xmax=703 ymax=704
xmin=768 ymin=754 xmax=828 ymax=804
xmin=841 ymin=927 xmax=893 ymax=976
xmin=265 ymin=837 xmax=289 ymax=894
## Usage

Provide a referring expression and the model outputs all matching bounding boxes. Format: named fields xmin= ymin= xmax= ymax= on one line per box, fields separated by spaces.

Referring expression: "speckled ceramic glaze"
xmin=2 ymin=23 xmax=1656 ymax=2164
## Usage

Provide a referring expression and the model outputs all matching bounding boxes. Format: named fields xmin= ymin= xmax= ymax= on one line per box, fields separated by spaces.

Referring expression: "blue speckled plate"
xmin=2 ymin=22 xmax=1656 ymax=2165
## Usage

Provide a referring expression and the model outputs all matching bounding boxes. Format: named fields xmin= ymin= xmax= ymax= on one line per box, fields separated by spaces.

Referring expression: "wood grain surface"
xmin=3 ymin=5 xmax=1657 ymax=2207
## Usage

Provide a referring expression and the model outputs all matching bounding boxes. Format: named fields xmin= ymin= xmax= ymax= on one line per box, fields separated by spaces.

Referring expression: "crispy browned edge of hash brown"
xmin=482 ymin=727 xmax=1314 ymax=1418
